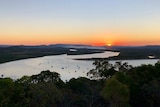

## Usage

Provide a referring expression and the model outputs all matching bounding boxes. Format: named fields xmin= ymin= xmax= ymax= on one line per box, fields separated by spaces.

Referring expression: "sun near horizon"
xmin=1 ymin=1 xmax=160 ymax=46
xmin=107 ymin=43 xmax=112 ymax=47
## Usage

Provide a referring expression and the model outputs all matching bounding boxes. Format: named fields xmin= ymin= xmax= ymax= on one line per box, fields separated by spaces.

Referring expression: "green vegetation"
xmin=0 ymin=70 xmax=107 ymax=107
xmin=0 ymin=60 xmax=160 ymax=107
xmin=88 ymin=60 xmax=160 ymax=107
xmin=101 ymin=76 xmax=130 ymax=107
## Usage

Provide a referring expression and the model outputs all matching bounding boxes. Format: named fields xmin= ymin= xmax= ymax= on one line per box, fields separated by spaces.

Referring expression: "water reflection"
xmin=0 ymin=51 xmax=158 ymax=81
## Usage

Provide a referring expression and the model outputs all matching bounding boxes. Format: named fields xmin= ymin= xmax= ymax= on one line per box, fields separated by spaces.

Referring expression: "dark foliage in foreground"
xmin=0 ymin=70 xmax=107 ymax=107
xmin=0 ymin=60 xmax=160 ymax=107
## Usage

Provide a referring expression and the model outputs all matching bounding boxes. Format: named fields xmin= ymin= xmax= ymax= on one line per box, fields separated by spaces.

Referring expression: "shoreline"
xmin=0 ymin=53 xmax=159 ymax=65
xmin=73 ymin=57 xmax=159 ymax=61
xmin=1 ymin=45 xmax=160 ymax=64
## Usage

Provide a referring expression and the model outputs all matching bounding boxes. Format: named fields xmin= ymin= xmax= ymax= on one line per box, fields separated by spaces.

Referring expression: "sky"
xmin=0 ymin=0 xmax=160 ymax=46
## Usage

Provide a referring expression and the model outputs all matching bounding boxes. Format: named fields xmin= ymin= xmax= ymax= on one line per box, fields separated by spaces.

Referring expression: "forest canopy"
xmin=0 ymin=60 xmax=160 ymax=107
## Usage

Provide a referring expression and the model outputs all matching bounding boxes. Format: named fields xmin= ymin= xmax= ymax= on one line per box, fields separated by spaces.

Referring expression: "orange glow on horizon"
xmin=1 ymin=30 xmax=160 ymax=46
xmin=107 ymin=43 xmax=112 ymax=46
xmin=1 ymin=39 xmax=160 ymax=46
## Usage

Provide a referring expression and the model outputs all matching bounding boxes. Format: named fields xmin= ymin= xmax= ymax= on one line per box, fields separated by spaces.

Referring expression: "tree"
xmin=114 ymin=62 xmax=132 ymax=74
xmin=0 ymin=78 xmax=14 ymax=107
xmin=87 ymin=60 xmax=132 ymax=80
xmin=29 ymin=82 xmax=63 ymax=107
xmin=87 ymin=60 xmax=116 ymax=79
xmin=140 ymin=79 xmax=160 ymax=107
xmin=101 ymin=73 xmax=130 ymax=107
xmin=65 ymin=77 xmax=108 ymax=107
xmin=30 ymin=70 xmax=62 ymax=83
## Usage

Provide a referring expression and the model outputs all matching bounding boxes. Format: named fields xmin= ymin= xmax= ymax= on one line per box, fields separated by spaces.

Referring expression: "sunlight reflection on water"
xmin=0 ymin=51 xmax=158 ymax=81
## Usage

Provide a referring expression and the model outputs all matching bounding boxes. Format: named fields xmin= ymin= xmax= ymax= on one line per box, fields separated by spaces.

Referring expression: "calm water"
xmin=0 ymin=51 xmax=158 ymax=81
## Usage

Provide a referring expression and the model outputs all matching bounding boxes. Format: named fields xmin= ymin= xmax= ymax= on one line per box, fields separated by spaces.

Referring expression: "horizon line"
xmin=0 ymin=43 xmax=160 ymax=47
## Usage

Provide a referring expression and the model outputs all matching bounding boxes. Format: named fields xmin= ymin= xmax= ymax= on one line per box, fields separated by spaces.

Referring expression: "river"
xmin=0 ymin=51 xmax=158 ymax=81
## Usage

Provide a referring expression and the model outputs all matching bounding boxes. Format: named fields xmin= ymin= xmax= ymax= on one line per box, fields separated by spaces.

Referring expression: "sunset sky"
xmin=0 ymin=0 xmax=160 ymax=46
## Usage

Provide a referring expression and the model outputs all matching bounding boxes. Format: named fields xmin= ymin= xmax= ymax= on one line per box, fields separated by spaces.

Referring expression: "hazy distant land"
xmin=0 ymin=44 xmax=160 ymax=64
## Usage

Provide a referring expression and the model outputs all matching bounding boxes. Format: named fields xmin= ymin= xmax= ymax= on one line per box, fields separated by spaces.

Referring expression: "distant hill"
xmin=48 ymin=44 xmax=106 ymax=49
xmin=5 ymin=44 xmax=107 ymax=50
xmin=0 ymin=45 xmax=12 ymax=47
